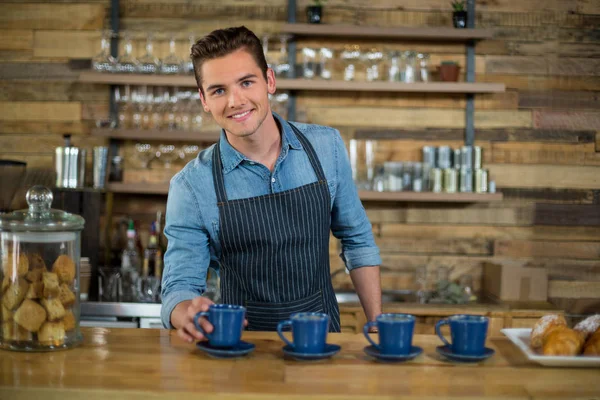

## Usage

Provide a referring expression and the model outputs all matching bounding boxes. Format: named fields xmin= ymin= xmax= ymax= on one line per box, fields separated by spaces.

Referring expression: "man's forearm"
xmin=349 ymin=266 xmax=382 ymax=322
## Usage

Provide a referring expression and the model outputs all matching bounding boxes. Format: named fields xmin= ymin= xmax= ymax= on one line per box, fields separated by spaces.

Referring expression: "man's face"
xmin=199 ymin=48 xmax=276 ymax=139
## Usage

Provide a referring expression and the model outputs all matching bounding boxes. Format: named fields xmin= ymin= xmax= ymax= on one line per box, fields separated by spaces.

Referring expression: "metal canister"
xmin=422 ymin=146 xmax=436 ymax=167
xmin=475 ymin=169 xmax=488 ymax=193
xmin=461 ymin=146 xmax=473 ymax=170
xmin=473 ymin=146 xmax=483 ymax=169
xmin=429 ymin=168 xmax=442 ymax=192
xmin=77 ymin=149 xmax=87 ymax=188
xmin=488 ymin=180 xmax=496 ymax=194
xmin=460 ymin=167 xmax=473 ymax=193
xmin=437 ymin=146 xmax=451 ymax=169
xmin=443 ymin=168 xmax=457 ymax=193
xmin=453 ymin=148 xmax=461 ymax=169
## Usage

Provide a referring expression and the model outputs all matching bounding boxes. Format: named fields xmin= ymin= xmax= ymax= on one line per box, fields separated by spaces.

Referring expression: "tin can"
xmin=430 ymin=168 xmax=442 ymax=193
xmin=460 ymin=167 xmax=473 ymax=193
xmin=475 ymin=169 xmax=488 ymax=193
xmin=443 ymin=168 xmax=457 ymax=193
xmin=488 ymin=180 xmax=496 ymax=194
xmin=473 ymin=146 xmax=483 ymax=169
xmin=422 ymin=146 xmax=436 ymax=167
xmin=437 ymin=146 xmax=451 ymax=169
xmin=453 ymin=148 xmax=461 ymax=169
xmin=461 ymin=146 xmax=473 ymax=170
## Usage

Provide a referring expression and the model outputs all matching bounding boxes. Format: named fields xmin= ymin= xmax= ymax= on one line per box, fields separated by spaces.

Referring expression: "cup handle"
xmin=277 ymin=320 xmax=294 ymax=348
xmin=435 ymin=319 xmax=451 ymax=347
xmin=193 ymin=311 xmax=212 ymax=341
xmin=363 ymin=321 xmax=380 ymax=349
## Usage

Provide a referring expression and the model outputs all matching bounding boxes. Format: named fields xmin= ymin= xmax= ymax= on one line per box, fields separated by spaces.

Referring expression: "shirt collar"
xmin=218 ymin=112 xmax=303 ymax=174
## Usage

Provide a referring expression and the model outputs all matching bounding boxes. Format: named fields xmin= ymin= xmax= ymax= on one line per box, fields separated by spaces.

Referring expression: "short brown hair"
xmin=190 ymin=26 xmax=268 ymax=95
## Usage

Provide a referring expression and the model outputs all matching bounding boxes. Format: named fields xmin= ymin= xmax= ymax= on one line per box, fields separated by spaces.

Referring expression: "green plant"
xmin=451 ymin=0 xmax=465 ymax=11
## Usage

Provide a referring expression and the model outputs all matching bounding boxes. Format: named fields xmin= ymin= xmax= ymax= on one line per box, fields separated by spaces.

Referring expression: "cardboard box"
xmin=482 ymin=261 xmax=548 ymax=302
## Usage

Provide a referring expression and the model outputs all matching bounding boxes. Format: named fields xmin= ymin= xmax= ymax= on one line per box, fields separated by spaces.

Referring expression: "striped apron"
xmin=212 ymin=124 xmax=341 ymax=332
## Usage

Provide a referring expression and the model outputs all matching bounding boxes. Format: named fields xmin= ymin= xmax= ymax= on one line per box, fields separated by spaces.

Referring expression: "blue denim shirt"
xmin=161 ymin=113 xmax=381 ymax=328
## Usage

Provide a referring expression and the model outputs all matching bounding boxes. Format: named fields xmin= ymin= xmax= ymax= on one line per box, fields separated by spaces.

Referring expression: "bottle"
xmin=143 ymin=222 xmax=162 ymax=278
xmin=121 ymin=219 xmax=141 ymax=272
xmin=156 ymin=210 xmax=168 ymax=256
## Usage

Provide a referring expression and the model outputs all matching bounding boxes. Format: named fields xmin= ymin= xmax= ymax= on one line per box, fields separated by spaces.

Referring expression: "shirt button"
xmin=271 ymin=178 xmax=276 ymax=183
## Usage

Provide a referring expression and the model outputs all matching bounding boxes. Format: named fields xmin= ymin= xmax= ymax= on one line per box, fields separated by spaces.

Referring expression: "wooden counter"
xmin=1 ymin=328 xmax=598 ymax=400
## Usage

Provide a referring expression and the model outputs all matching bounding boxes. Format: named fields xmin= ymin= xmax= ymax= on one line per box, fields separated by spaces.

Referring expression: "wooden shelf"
xmin=107 ymin=183 xmax=502 ymax=202
xmin=92 ymin=128 xmax=220 ymax=142
xmin=358 ymin=190 xmax=503 ymax=202
xmin=281 ymin=23 xmax=494 ymax=41
xmin=107 ymin=182 xmax=169 ymax=194
xmin=277 ymin=80 xmax=505 ymax=93
xmin=79 ymin=72 xmax=504 ymax=93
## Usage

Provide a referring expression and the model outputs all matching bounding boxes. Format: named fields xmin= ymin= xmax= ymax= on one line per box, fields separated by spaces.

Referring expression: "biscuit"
xmin=13 ymin=299 xmax=46 ymax=332
xmin=41 ymin=298 xmax=66 ymax=322
xmin=2 ymin=321 xmax=32 ymax=341
xmin=58 ymin=283 xmax=76 ymax=307
xmin=42 ymin=271 xmax=60 ymax=298
xmin=2 ymin=253 xmax=29 ymax=278
xmin=38 ymin=321 xmax=65 ymax=346
xmin=1 ymin=303 xmax=13 ymax=322
xmin=28 ymin=253 xmax=46 ymax=270
xmin=2 ymin=278 xmax=29 ymax=310
xmin=63 ymin=310 xmax=76 ymax=331
xmin=26 ymin=268 xmax=43 ymax=283
xmin=25 ymin=281 xmax=44 ymax=300
xmin=1 ymin=275 xmax=11 ymax=293
xmin=52 ymin=255 xmax=76 ymax=284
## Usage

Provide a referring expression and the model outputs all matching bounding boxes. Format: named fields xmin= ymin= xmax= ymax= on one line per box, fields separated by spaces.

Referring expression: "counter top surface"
xmin=1 ymin=328 xmax=598 ymax=400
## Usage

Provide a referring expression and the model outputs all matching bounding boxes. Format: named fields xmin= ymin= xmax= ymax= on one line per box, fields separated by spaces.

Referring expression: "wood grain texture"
xmin=491 ymin=142 xmax=600 ymax=165
xmin=495 ymin=240 xmax=600 ymax=260
xmin=518 ymin=90 xmax=600 ymax=110
xmin=0 ymin=101 xmax=81 ymax=122
xmin=0 ymin=121 xmax=90 ymax=135
xmin=533 ymin=203 xmax=600 ymax=226
xmin=481 ymin=74 xmax=600 ymax=91
xmin=0 ymin=29 xmax=33 ymax=50
xmin=0 ymin=81 xmax=107 ymax=102
xmin=500 ymin=188 xmax=598 ymax=204
xmin=0 ymin=63 xmax=79 ymax=80
xmin=0 ymin=4 xmax=105 ymax=30
xmin=33 ymin=30 xmax=99 ymax=58
xmin=0 ymin=134 xmax=105 ymax=152
xmin=376 ymin=237 xmax=493 ymax=255
xmin=548 ymin=280 xmax=600 ymax=299
xmin=533 ymin=110 xmax=600 ymax=131
xmin=488 ymin=164 xmax=600 ymax=189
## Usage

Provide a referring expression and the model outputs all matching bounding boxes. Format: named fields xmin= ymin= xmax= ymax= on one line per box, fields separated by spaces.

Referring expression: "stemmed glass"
xmin=179 ymin=144 xmax=200 ymax=163
xmin=275 ymin=34 xmax=291 ymax=77
xmin=135 ymin=143 xmax=155 ymax=169
xmin=156 ymin=144 xmax=179 ymax=168
xmin=130 ymin=86 xmax=143 ymax=129
xmin=115 ymin=32 xmax=138 ymax=73
xmin=160 ymin=34 xmax=183 ymax=74
xmin=150 ymin=86 xmax=164 ymax=129
xmin=114 ymin=85 xmax=131 ymax=129
xmin=301 ymin=47 xmax=316 ymax=79
xmin=137 ymin=33 xmax=160 ymax=74
xmin=92 ymin=30 xmax=115 ymax=73
xmin=164 ymin=87 xmax=178 ymax=130
xmin=341 ymin=45 xmax=361 ymax=81
xmin=364 ymin=48 xmax=383 ymax=82
xmin=184 ymin=33 xmax=195 ymax=75
xmin=190 ymin=92 xmax=203 ymax=131
xmin=319 ymin=47 xmax=333 ymax=80
xmin=262 ymin=34 xmax=277 ymax=71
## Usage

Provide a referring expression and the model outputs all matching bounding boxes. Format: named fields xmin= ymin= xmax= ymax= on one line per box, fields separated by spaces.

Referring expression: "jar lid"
xmin=0 ymin=186 xmax=85 ymax=232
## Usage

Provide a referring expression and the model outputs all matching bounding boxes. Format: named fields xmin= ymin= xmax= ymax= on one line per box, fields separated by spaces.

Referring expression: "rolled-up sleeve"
xmin=329 ymin=131 xmax=382 ymax=270
xmin=161 ymin=174 xmax=211 ymax=328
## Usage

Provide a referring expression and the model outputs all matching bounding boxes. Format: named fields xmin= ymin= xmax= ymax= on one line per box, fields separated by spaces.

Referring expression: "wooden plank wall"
xmin=0 ymin=0 xmax=598 ymax=314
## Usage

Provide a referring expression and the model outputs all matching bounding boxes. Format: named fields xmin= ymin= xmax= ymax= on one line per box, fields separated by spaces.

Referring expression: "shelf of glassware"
xmin=91 ymin=128 xmax=220 ymax=142
xmin=106 ymin=182 xmax=502 ymax=202
xmin=280 ymin=23 xmax=494 ymax=41
xmin=78 ymin=72 xmax=505 ymax=93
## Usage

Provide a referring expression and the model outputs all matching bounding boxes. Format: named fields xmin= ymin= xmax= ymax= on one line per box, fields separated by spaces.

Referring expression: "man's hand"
xmin=171 ymin=297 xmax=249 ymax=343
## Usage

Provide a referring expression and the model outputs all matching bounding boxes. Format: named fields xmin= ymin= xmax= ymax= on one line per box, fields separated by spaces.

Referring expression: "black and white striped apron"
xmin=212 ymin=124 xmax=341 ymax=332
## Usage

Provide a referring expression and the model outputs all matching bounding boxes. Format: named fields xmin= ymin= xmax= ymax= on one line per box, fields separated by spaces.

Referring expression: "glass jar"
xmin=0 ymin=186 xmax=85 ymax=351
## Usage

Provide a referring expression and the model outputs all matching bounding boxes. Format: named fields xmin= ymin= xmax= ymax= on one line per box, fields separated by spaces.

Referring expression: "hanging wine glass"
xmin=341 ymin=45 xmax=361 ymax=81
xmin=130 ymin=86 xmax=143 ymax=129
xmin=150 ymin=86 xmax=164 ymax=130
xmin=179 ymin=144 xmax=200 ymax=163
xmin=92 ymin=30 xmax=116 ymax=73
xmin=137 ymin=33 xmax=160 ymax=74
xmin=135 ymin=143 xmax=155 ymax=169
xmin=261 ymin=34 xmax=276 ymax=71
xmin=159 ymin=34 xmax=183 ymax=74
xmin=115 ymin=32 xmax=138 ymax=73
xmin=114 ymin=85 xmax=131 ymax=129
xmin=275 ymin=34 xmax=291 ymax=77
xmin=156 ymin=144 xmax=179 ymax=168
xmin=184 ymin=33 xmax=195 ymax=75
xmin=190 ymin=92 xmax=203 ymax=131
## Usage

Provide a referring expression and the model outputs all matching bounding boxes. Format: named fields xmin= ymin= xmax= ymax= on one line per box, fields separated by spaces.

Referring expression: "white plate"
xmin=501 ymin=328 xmax=600 ymax=368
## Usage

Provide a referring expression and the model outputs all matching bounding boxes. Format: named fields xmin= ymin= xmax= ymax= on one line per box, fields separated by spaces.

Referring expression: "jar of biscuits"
xmin=0 ymin=186 xmax=84 ymax=351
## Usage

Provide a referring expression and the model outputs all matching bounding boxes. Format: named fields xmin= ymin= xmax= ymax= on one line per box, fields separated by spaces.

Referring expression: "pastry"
xmin=25 ymin=281 xmax=43 ymax=300
xmin=2 ymin=253 xmax=29 ymax=278
xmin=574 ymin=314 xmax=600 ymax=341
xmin=58 ymin=283 xmax=76 ymax=307
xmin=63 ymin=310 xmax=76 ymax=331
xmin=41 ymin=298 xmax=66 ymax=322
xmin=38 ymin=321 xmax=65 ymax=346
xmin=42 ymin=271 xmax=60 ymax=298
xmin=52 ymin=255 xmax=76 ymax=284
xmin=583 ymin=328 xmax=600 ymax=356
xmin=1 ymin=303 xmax=13 ymax=322
xmin=530 ymin=314 xmax=567 ymax=349
xmin=2 ymin=277 xmax=29 ymax=311
xmin=13 ymin=299 xmax=46 ymax=332
xmin=2 ymin=321 xmax=32 ymax=341
xmin=542 ymin=328 xmax=585 ymax=356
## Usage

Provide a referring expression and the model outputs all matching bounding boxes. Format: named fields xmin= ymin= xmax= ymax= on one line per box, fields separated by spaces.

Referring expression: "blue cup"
xmin=435 ymin=314 xmax=488 ymax=356
xmin=363 ymin=313 xmax=415 ymax=355
xmin=277 ymin=312 xmax=329 ymax=354
xmin=194 ymin=304 xmax=246 ymax=348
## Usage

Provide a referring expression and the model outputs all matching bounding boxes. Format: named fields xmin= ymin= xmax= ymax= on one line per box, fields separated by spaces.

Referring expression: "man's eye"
xmin=242 ymin=80 xmax=253 ymax=87
xmin=213 ymin=88 xmax=224 ymax=96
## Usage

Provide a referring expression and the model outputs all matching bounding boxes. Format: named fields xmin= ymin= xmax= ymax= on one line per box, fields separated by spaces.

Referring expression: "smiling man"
xmin=161 ymin=26 xmax=382 ymax=343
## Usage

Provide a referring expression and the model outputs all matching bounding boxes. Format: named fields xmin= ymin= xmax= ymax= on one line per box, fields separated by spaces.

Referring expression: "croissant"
xmin=542 ymin=328 xmax=585 ymax=356
xmin=574 ymin=314 xmax=600 ymax=341
xmin=583 ymin=328 xmax=600 ymax=356
xmin=530 ymin=314 xmax=567 ymax=349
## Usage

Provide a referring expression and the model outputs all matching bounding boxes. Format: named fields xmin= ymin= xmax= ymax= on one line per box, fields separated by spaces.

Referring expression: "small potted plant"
xmin=451 ymin=0 xmax=467 ymax=28
xmin=307 ymin=0 xmax=325 ymax=24
xmin=437 ymin=61 xmax=461 ymax=82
